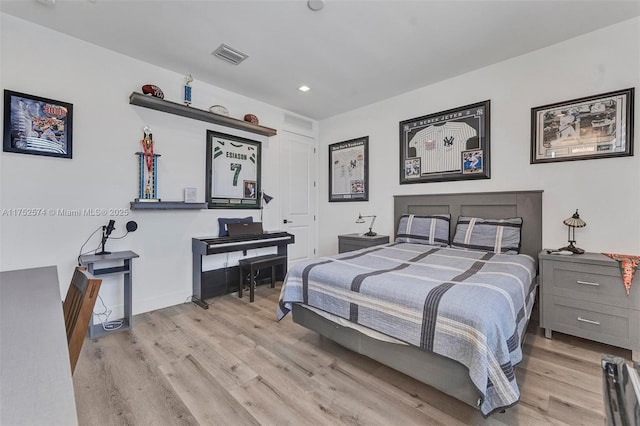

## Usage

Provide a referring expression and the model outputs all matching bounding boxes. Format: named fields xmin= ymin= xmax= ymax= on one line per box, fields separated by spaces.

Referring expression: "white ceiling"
xmin=2 ymin=0 xmax=639 ymax=120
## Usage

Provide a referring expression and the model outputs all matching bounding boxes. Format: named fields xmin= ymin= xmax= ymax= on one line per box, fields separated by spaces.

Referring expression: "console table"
xmin=0 ymin=265 xmax=78 ymax=425
xmin=79 ymin=250 xmax=139 ymax=338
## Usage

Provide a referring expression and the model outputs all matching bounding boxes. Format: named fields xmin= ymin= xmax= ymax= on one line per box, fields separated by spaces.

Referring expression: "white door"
xmin=280 ymin=130 xmax=317 ymax=264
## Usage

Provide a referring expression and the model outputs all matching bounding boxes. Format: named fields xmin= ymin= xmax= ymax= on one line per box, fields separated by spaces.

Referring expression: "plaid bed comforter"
xmin=277 ymin=242 xmax=537 ymax=416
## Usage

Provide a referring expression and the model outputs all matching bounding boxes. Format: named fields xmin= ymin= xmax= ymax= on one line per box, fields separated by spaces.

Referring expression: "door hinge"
xmin=314 ymin=215 xmax=316 ymax=221
xmin=313 ymin=181 xmax=316 ymax=188
xmin=314 ymin=248 xmax=316 ymax=255
xmin=314 ymin=148 xmax=316 ymax=154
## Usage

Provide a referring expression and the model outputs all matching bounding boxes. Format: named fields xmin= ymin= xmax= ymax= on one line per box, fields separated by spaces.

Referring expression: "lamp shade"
xmin=261 ymin=191 xmax=274 ymax=204
xmin=356 ymin=213 xmax=365 ymax=223
xmin=563 ymin=209 xmax=586 ymax=228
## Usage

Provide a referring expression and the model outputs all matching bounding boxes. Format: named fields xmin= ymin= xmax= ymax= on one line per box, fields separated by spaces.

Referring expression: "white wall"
xmin=318 ymin=17 xmax=640 ymax=257
xmin=0 ymin=14 xmax=317 ymax=317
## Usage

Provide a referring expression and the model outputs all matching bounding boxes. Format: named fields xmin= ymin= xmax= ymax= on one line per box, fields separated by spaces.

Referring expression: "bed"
xmin=277 ymin=191 xmax=542 ymax=416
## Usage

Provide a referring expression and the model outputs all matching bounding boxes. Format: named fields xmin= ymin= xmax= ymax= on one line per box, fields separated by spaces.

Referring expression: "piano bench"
xmin=238 ymin=254 xmax=287 ymax=302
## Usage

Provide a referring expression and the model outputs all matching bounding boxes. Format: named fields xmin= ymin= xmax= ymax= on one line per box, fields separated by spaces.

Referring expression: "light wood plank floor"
xmin=74 ymin=284 xmax=628 ymax=425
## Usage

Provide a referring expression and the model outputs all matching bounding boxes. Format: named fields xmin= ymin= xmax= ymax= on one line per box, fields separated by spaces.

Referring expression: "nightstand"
xmin=539 ymin=251 xmax=640 ymax=361
xmin=338 ymin=233 xmax=390 ymax=253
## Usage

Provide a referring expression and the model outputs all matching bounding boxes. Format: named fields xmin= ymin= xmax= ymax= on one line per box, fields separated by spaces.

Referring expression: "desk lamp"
xmin=260 ymin=191 xmax=274 ymax=222
xmin=559 ymin=209 xmax=586 ymax=254
xmin=356 ymin=213 xmax=377 ymax=237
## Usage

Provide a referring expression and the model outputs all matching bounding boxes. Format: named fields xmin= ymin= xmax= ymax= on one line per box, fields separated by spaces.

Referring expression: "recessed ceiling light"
xmin=307 ymin=0 xmax=325 ymax=11
xmin=298 ymin=85 xmax=311 ymax=92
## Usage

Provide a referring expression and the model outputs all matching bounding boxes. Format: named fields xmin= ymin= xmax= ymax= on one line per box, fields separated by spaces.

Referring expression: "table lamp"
xmin=356 ymin=213 xmax=377 ymax=237
xmin=559 ymin=209 xmax=586 ymax=254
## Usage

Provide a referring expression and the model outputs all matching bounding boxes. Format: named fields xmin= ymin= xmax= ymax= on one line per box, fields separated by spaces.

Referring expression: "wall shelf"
xmin=130 ymin=201 xmax=207 ymax=210
xmin=129 ymin=92 xmax=277 ymax=137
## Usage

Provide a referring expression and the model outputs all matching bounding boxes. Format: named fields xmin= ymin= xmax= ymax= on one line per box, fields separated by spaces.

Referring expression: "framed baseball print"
xmin=399 ymin=100 xmax=490 ymax=184
xmin=3 ymin=90 xmax=73 ymax=159
xmin=329 ymin=136 xmax=369 ymax=202
xmin=206 ymin=130 xmax=261 ymax=209
xmin=531 ymin=88 xmax=634 ymax=164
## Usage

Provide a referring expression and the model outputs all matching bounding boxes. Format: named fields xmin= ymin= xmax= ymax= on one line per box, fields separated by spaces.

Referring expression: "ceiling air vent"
xmin=212 ymin=44 xmax=248 ymax=65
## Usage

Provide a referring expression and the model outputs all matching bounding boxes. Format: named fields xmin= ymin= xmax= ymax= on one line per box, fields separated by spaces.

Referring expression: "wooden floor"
xmin=73 ymin=284 xmax=628 ymax=425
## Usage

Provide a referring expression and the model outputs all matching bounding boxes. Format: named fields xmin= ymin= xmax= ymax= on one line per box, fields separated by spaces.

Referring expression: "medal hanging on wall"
xmin=135 ymin=126 xmax=161 ymax=202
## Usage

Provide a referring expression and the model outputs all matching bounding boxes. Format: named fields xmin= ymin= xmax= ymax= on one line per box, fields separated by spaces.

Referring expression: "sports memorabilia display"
xmin=205 ymin=130 xmax=261 ymax=209
xmin=329 ymin=136 xmax=369 ymax=202
xmin=399 ymin=100 xmax=490 ymax=184
xmin=209 ymin=105 xmax=230 ymax=116
xmin=531 ymin=88 xmax=634 ymax=164
xmin=184 ymin=74 xmax=193 ymax=106
xmin=3 ymin=90 xmax=73 ymax=159
xmin=244 ymin=114 xmax=259 ymax=124
xmin=136 ymin=126 xmax=161 ymax=202
xmin=141 ymin=84 xmax=164 ymax=99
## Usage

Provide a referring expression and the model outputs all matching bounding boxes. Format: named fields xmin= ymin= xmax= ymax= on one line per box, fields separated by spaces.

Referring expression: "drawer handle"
xmin=577 ymin=317 xmax=600 ymax=325
xmin=576 ymin=280 xmax=600 ymax=287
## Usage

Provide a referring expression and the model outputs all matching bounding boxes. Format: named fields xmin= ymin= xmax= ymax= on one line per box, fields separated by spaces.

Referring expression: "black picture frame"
xmin=205 ymin=130 xmax=261 ymax=209
xmin=399 ymin=100 xmax=490 ymax=184
xmin=3 ymin=90 xmax=73 ymax=159
xmin=531 ymin=88 xmax=634 ymax=164
xmin=329 ymin=136 xmax=369 ymax=202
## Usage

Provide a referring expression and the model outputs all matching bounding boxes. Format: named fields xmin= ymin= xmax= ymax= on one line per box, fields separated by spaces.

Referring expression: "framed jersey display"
xmin=205 ymin=130 xmax=261 ymax=209
xmin=329 ymin=136 xmax=369 ymax=202
xmin=531 ymin=88 xmax=634 ymax=164
xmin=399 ymin=100 xmax=490 ymax=184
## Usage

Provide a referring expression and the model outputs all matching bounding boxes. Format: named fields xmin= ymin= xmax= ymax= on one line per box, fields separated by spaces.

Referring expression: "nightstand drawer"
xmin=546 ymin=296 xmax=640 ymax=349
xmin=543 ymin=260 xmax=638 ymax=309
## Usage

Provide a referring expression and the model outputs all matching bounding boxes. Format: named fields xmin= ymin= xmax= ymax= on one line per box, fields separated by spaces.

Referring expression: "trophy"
xmin=184 ymin=74 xmax=193 ymax=106
xmin=136 ymin=126 xmax=161 ymax=202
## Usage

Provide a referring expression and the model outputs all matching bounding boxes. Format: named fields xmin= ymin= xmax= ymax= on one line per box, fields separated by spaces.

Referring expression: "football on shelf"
xmin=243 ymin=114 xmax=259 ymax=125
xmin=141 ymin=84 xmax=164 ymax=99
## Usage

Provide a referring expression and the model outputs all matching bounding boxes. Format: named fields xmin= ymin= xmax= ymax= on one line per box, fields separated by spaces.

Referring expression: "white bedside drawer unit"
xmin=539 ymin=251 xmax=640 ymax=361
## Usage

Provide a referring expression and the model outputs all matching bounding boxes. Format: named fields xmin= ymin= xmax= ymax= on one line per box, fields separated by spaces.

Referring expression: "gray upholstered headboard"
xmin=393 ymin=191 xmax=543 ymax=263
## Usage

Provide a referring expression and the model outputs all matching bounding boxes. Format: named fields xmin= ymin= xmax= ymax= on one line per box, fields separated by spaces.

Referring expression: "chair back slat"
xmin=63 ymin=266 xmax=102 ymax=374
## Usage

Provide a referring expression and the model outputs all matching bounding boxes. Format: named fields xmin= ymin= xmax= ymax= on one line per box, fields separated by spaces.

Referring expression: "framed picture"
xmin=329 ymin=136 xmax=369 ymax=202
xmin=531 ymin=88 xmax=634 ymax=164
xmin=205 ymin=130 xmax=261 ymax=209
xmin=399 ymin=100 xmax=490 ymax=184
xmin=3 ymin=90 xmax=73 ymax=159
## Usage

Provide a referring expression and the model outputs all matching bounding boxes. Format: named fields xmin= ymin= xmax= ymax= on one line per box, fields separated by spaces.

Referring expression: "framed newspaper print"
xmin=531 ymin=88 xmax=634 ymax=164
xmin=329 ymin=136 xmax=369 ymax=202
xmin=206 ymin=130 xmax=261 ymax=209
xmin=399 ymin=100 xmax=490 ymax=184
xmin=3 ymin=90 xmax=73 ymax=159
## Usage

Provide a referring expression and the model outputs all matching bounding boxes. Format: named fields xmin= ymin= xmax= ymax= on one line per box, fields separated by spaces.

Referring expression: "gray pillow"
xmin=396 ymin=214 xmax=450 ymax=246
xmin=452 ymin=216 xmax=523 ymax=254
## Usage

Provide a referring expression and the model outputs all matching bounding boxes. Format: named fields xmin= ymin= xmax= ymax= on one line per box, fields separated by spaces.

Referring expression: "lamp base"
xmin=364 ymin=230 xmax=377 ymax=237
xmin=559 ymin=243 xmax=585 ymax=254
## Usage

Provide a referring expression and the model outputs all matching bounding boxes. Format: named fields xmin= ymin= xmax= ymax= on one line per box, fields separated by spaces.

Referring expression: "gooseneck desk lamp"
xmin=356 ymin=213 xmax=377 ymax=237
xmin=260 ymin=191 xmax=274 ymax=222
